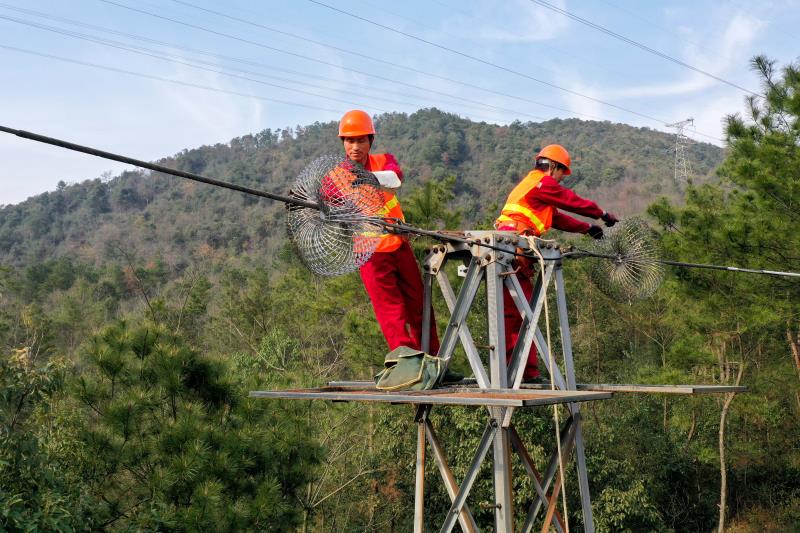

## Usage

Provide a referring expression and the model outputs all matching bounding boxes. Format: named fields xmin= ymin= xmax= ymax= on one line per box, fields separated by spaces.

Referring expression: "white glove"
xmin=372 ymin=170 xmax=401 ymax=189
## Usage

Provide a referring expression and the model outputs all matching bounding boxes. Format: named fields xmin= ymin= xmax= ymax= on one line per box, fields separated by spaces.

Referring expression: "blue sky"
xmin=1 ymin=0 xmax=798 ymax=205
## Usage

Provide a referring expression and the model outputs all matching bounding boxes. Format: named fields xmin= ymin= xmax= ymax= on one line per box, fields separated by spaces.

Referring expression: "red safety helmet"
xmin=338 ymin=110 xmax=376 ymax=137
xmin=537 ymin=144 xmax=571 ymax=175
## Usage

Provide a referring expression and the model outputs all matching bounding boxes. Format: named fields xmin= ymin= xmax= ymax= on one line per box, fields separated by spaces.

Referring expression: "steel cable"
xmin=2 ymin=127 xmax=796 ymax=288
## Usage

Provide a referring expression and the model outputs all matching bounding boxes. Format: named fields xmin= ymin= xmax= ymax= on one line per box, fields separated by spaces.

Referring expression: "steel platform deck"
xmin=249 ymin=386 xmax=612 ymax=407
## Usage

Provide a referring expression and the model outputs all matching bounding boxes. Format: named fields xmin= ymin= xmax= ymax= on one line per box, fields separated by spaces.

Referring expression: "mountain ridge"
xmin=0 ymin=109 xmax=724 ymax=268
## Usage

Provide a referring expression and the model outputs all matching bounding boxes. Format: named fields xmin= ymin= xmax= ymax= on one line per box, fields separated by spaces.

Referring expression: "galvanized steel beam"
xmin=424 ymin=420 xmax=479 ymax=533
xmin=440 ymin=421 xmax=497 ymax=533
xmin=436 ymin=270 xmax=490 ymax=388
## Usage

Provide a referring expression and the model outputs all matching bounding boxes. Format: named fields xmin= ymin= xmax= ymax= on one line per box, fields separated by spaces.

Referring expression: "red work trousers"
xmin=359 ymin=240 xmax=440 ymax=354
xmin=502 ymin=265 xmax=540 ymax=380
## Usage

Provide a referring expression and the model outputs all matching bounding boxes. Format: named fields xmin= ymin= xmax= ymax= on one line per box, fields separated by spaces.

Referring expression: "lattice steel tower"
xmin=666 ymin=118 xmax=694 ymax=185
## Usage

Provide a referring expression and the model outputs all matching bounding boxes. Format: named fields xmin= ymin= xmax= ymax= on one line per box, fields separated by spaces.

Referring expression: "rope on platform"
xmin=529 ymin=235 xmax=570 ymax=533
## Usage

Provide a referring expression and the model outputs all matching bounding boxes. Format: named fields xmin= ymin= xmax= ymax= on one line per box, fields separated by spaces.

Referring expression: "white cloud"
xmin=608 ymin=13 xmax=766 ymax=99
xmin=561 ymin=81 xmax=606 ymax=122
xmin=678 ymin=93 xmax=744 ymax=147
xmin=462 ymin=0 xmax=571 ymax=43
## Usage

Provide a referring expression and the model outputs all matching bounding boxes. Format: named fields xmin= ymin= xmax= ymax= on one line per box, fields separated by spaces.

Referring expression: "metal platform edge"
xmin=325 ymin=380 xmax=748 ymax=395
xmin=249 ymin=387 xmax=613 ymax=407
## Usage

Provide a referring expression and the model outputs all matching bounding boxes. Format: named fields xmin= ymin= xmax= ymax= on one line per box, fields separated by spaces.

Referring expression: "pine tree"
xmin=71 ymin=320 xmax=320 ymax=530
xmin=646 ymin=56 xmax=800 ymax=531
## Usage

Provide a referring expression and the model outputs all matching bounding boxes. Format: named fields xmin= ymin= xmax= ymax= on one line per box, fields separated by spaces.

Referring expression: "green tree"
xmin=402 ymin=175 xmax=462 ymax=230
xmin=71 ymin=320 xmax=320 ymax=530
xmin=0 ymin=348 xmax=92 ymax=530
xmin=644 ymin=56 xmax=800 ymax=531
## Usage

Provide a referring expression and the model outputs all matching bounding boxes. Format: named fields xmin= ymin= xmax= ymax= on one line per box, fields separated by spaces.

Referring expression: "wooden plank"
xmin=249 ymin=387 xmax=612 ymax=407
xmin=326 ymin=381 xmax=748 ymax=395
xmin=573 ymin=384 xmax=749 ymax=394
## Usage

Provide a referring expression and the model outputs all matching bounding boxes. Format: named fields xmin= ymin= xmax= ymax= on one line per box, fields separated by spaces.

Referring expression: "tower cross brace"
xmin=415 ymin=231 xmax=596 ymax=532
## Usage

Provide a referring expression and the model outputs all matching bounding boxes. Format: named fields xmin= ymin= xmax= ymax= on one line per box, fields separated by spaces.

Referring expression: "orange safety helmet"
xmin=338 ymin=109 xmax=376 ymax=137
xmin=536 ymin=144 xmax=571 ymax=175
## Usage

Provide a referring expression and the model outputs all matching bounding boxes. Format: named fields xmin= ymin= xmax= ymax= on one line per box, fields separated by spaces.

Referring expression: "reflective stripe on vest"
xmin=368 ymin=154 xmax=405 ymax=253
xmin=495 ymin=169 xmax=553 ymax=236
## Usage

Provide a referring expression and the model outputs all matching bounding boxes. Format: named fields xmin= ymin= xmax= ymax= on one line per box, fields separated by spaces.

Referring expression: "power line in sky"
xmin=0 ymin=38 xmax=519 ymax=126
xmin=0 ymin=43 xmax=343 ymax=114
xmin=305 ymin=0 xmax=670 ymax=123
xmin=595 ymin=0 xmax=699 ymax=46
xmin=107 ymin=0 xmax=729 ymax=143
xmin=305 ymin=0 xmax=725 ymax=143
xmin=0 ymin=3 xmax=531 ymax=119
xmin=0 ymin=17 xmax=400 ymax=113
xmin=361 ymin=0 xmax=638 ymax=84
xmin=173 ymin=0 xmax=622 ymax=88
xmin=0 ymin=17 xmax=544 ymax=125
xmin=97 ymin=0 xmax=591 ymax=120
xmin=0 ymin=7 xmax=548 ymax=123
xmin=528 ymin=0 xmax=759 ymax=96
xmin=2 ymin=1 xmax=725 ymax=143
xmin=0 ymin=14 xmax=538 ymax=123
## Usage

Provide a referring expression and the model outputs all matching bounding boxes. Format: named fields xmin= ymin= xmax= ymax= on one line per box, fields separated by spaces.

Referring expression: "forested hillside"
xmin=0 ymin=111 xmax=723 ymax=268
xmin=2 ymin=57 xmax=799 ymax=533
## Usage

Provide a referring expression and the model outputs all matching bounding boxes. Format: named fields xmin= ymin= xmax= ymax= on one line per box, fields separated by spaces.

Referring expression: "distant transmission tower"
xmin=665 ymin=118 xmax=694 ymax=185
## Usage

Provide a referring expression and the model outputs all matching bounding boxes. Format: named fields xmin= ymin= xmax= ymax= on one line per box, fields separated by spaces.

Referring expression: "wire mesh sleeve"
xmin=586 ymin=217 xmax=664 ymax=301
xmin=286 ymin=154 xmax=386 ymax=276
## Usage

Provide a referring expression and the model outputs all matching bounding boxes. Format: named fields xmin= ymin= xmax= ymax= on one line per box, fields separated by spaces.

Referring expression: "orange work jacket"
xmin=367 ymin=154 xmax=405 ymax=253
xmin=495 ymin=169 xmax=553 ymax=236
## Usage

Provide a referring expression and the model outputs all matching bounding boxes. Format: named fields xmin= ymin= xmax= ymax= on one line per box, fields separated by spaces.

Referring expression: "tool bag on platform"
xmin=374 ymin=346 xmax=443 ymax=391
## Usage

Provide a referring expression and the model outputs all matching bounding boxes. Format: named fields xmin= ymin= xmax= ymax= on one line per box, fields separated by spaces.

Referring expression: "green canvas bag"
xmin=374 ymin=346 xmax=443 ymax=391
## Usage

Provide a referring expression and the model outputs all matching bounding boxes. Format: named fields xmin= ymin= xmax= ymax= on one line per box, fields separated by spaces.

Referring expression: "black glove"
xmin=587 ymin=225 xmax=604 ymax=239
xmin=601 ymin=211 xmax=619 ymax=227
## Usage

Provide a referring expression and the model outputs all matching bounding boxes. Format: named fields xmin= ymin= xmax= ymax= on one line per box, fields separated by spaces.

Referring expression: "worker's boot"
xmin=440 ymin=367 xmax=464 ymax=384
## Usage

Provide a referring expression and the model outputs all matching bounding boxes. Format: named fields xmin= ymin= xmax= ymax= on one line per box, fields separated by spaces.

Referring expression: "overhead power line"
xmin=97 ymin=0 xmax=590 ymax=120
xmin=595 ymin=0 xmax=700 ymax=46
xmin=0 ymin=17 xmax=396 ymax=112
xmin=0 ymin=39 xmax=519 ymax=125
xmin=175 ymin=0 xmax=625 ymax=88
xmin=368 ymin=0 xmax=639 ymax=84
xmin=2 ymin=1 xmax=724 ymax=142
xmin=0 ymin=44 xmax=343 ymax=114
xmin=306 ymin=0 xmax=666 ymax=122
xmin=99 ymin=0 xmax=722 ymax=141
xmin=0 ymin=3 xmax=539 ymax=121
xmin=0 ymin=15 xmax=537 ymax=123
xmin=528 ymin=0 xmax=759 ymax=96
xmin=305 ymin=0 xmax=725 ymax=142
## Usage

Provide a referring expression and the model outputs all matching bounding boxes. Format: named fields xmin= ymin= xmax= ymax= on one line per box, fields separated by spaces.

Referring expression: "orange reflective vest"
xmin=495 ymin=169 xmax=553 ymax=236
xmin=367 ymin=154 xmax=405 ymax=253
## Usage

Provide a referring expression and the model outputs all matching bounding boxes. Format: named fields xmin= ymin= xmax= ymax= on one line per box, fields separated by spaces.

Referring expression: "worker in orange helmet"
xmin=495 ymin=144 xmax=619 ymax=382
xmin=338 ymin=110 xmax=446 ymax=364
